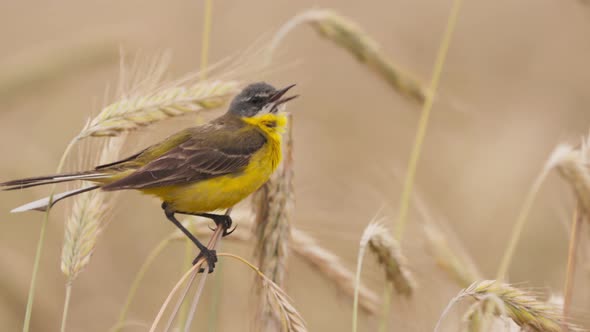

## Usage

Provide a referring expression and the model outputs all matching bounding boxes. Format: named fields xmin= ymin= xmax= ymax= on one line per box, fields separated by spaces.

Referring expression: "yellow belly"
xmin=141 ymin=140 xmax=280 ymax=213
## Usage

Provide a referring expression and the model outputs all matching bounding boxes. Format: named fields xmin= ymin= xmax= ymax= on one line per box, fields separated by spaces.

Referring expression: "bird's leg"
xmin=161 ymin=202 xmax=217 ymax=273
xmin=195 ymin=212 xmax=236 ymax=237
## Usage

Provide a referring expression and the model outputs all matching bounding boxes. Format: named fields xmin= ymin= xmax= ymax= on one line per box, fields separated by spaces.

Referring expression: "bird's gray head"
xmin=228 ymin=82 xmax=297 ymax=117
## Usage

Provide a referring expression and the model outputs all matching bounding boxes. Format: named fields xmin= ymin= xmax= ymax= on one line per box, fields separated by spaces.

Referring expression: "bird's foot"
xmin=192 ymin=248 xmax=218 ymax=273
xmin=213 ymin=214 xmax=236 ymax=237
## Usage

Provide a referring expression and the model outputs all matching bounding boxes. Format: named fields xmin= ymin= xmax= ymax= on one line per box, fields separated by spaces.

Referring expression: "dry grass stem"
xmin=78 ymin=79 xmax=239 ymax=138
xmin=423 ymin=224 xmax=481 ymax=287
xmin=252 ymin=116 xmax=295 ymax=330
xmin=149 ymin=226 xmax=224 ymax=332
xmin=496 ymin=144 xmax=575 ymax=280
xmin=436 ymin=280 xmax=582 ymax=332
xmin=269 ymin=9 xmax=427 ymax=104
xmin=363 ymin=223 xmax=415 ymax=296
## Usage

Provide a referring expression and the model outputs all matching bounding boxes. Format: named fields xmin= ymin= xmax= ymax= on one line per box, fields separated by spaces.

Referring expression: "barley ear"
xmin=61 ymin=137 xmax=125 ymax=282
xmin=364 ymin=223 xmax=416 ymax=296
xmin=78 ymin=79 xmax=239 ymax=138
xmin=554 ymin=142 xmax=590 ymax=217
xmin=269 ymin=9 xmax=427 ymax=104
xmin=436 ymin=280 xmax=583 ymax=332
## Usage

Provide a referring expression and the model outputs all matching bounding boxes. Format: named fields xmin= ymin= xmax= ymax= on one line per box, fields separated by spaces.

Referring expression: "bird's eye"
xmin=250 ymin=95 xmax=265 ymax=103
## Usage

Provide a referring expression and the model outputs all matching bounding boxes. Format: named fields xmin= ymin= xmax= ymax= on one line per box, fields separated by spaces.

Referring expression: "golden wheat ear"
xmin=10 ymin=185 xmax=100 ymax=213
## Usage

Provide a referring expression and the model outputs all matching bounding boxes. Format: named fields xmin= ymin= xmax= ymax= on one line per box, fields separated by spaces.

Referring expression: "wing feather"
xmin=102 ymin=118 xmax=266 ymax=190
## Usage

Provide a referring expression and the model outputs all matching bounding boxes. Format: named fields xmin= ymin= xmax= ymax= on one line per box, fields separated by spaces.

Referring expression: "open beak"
xmin=269 ymin=84 xmax=298 ymax=112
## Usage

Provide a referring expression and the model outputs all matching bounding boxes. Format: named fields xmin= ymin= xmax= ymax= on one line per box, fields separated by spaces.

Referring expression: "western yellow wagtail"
xmin=1 ymin=82 xmax=298 ymax=272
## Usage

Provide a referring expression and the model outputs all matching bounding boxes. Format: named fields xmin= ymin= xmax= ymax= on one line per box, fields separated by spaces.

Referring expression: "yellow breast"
xmin=146 ymin=113 xmax=286 ymax=213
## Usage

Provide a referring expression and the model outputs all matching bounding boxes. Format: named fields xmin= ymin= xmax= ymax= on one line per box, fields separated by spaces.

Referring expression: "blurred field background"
xmin=1 ymin=0 xmax=590 ymax=331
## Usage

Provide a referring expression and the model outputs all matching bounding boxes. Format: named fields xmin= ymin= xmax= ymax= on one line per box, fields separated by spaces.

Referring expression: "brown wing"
xmin=102 ymin=119 xmax=266 ymax=190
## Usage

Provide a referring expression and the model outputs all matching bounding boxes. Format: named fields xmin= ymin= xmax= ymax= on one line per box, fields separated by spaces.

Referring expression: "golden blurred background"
xmin=1 ymin=0 xmax=590 ymax=331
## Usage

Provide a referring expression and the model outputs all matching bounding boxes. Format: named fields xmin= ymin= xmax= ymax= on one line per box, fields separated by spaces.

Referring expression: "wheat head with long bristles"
xmin=61 ymin=137 xmax=125 ymax=282
xmin=361 ymin=222 xmax=415 ymax=296
xmin=269 ymin=9 xmax=427 ymax=104
xmin=554 ymin=140 xmax=590 ymax=217
xmin=78 ymin=79 xmax=239 ymax=138
xmin=438 ymin=280 xmax=582 ymax=332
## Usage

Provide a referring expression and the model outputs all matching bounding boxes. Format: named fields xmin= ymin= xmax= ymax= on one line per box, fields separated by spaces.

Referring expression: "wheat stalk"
xmin=436 ymin=280 xmax=583 ymax=332
xmin=496 ymin=144 xmax=576 ymax=281
xmin=78 ymin=79 xmax=239 ymax=138
xmin=268 ymin=9 xmax=427 ymax=104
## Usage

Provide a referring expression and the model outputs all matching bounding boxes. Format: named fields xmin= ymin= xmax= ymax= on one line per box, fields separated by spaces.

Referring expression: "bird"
xmin=0 ymin=82 xmax=298 ymax=272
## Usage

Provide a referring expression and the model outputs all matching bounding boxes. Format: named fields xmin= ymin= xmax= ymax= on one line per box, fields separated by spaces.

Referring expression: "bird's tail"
xmin=10 ymin=185 xmax=100 ymax=213
xmin=1 ymin=171 xmax=109 ymax=213
xmin=0 ymin=171 xmax=109 ymax=191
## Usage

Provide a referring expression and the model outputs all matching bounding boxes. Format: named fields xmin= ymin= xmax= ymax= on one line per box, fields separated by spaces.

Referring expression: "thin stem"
xmin=23 ymin=137 xmax=78 ymax=332
xmin=183 ymin=267 xmax=208 ymax=332
xmin=183 ymin=208 xmax=230 ymax=332
xmin=377 ymin=283 xmax=393 ymax=332
xmin=563 ymin=203 xmax=583 ymax=325
xmin=177 ymin=241 xmax=193 ymax=329
xmin=150 ymin=226 xmax=224 ymax=332
xmin=395 ymin=0 xmax=463 ymax=239
xmin=216 ymin=253 xmax=265 ymax=277
xmin=352 ymin=239 xmax=369 ymax=332
xmin=165 ymin=269 xmax=199 ymax=332
xmin=60 ymin=283 xmax=72 ymax=332
xmin=149 ymin=261 xmax=203 ymax=332
xmin=116 ymin=236 xmax=174 ymax=331
xmin=495 ymin=168 xmax=550 ymax=281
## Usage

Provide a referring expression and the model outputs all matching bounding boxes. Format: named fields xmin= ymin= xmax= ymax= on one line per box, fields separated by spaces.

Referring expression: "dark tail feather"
xmin=1 ymin=172 xmax=108 ymax=191
xmin=10 ymin=185 xmax=100 ymax=213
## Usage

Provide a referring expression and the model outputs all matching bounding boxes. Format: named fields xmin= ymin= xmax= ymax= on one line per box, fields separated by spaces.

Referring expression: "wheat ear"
xmin=436 ymin=280 xmax=582 ymax=332
xmin=252 ymin=115 xmax=295 ymax=331
xmin=78 ymin=79 xmax=239 ymax=138
xmin=268 ymin=9 xmax=426 ymax=104
xmin=554 ymin=141 xmax=590 ymax=216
